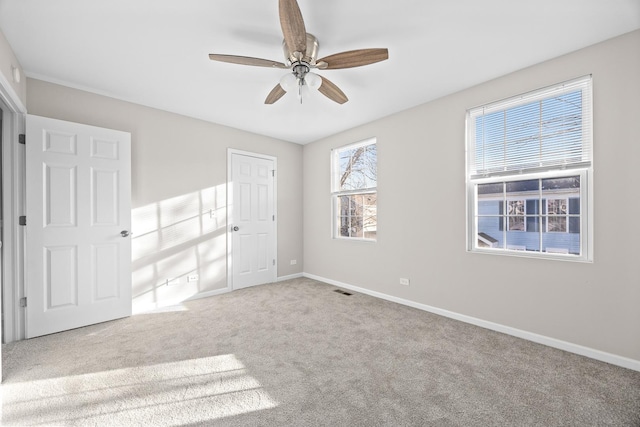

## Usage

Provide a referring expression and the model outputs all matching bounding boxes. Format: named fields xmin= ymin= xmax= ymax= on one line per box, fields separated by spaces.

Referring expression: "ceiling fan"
xmin=209 ymin=0 xmax=389 ymax=105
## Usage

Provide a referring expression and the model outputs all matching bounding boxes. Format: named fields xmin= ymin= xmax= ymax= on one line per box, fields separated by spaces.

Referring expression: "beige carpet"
xmin=2 ymin=277 xmax=640 ymax=426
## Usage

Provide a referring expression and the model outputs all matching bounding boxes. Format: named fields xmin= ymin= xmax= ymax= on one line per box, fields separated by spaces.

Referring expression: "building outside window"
xmin=331 ymin=138 xmax=377 ymax=240
xmin=466 ymin=76 xmax=592 ymax=260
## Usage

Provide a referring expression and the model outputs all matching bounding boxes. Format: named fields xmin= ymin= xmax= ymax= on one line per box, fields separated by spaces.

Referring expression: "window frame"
xmin=466 ymin=76 xmax=593 ymax=262
xmin=331 ymin=138 xmax=377 ymax=242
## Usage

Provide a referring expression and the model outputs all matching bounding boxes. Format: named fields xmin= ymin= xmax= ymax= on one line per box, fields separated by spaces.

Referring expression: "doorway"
xmin=228 ymin=150 xmax=277 ymax=290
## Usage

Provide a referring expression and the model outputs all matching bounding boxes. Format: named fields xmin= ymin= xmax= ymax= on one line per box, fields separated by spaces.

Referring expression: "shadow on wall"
xmin=131 ymin=184 xmax=227 ymax=314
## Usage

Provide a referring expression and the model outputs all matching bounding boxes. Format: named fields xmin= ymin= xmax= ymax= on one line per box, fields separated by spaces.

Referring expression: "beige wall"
xmin=303 ymin=30 xmax=640 ymax=362
xmin=27 ymin=78 xmax=303 ymax=311
xmin=0 ymin=28 xmax=26 ymax=108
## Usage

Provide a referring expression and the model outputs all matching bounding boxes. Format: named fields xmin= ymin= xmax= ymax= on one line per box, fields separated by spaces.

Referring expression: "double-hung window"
xmin=332 ymin=138 xmax=377 ymax=240
xmin=466 ymin=76 xmax=593 ymax=260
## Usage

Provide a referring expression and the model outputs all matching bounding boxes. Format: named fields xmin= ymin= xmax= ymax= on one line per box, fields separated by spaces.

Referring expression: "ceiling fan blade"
xmin=318 ymin=76 xmax=348 ymax=104
xmin=317 ymin=48 xmax=389 ymax=69
xmin=265 ymin=84 xmax=287 ymax=104
xmin=209 ymin=54 xmax=288 ymax=69
xmin=279 ymin=0 xmax=307 ymax=58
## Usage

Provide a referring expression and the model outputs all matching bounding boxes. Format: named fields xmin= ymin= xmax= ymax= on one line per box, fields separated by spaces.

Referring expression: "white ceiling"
xmin=1 ymin=1 xmax=639 ymax=144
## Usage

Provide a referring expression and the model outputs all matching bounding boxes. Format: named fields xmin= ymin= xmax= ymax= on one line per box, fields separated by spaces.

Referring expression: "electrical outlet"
xmin=399 ymin=278 xmax=410 ymax=286
xmin=290 ymin=259 xmax=297 ymax=265
xmin=187 ymin=274 xmax=199 ymax=282
xmin=167 ymin=278 xmax=180 ymax=286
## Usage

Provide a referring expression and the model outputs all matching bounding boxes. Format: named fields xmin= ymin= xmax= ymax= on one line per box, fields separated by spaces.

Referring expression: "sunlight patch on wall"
xmin=2 ymin=354 xmax=278 ymax=425
xmin=131 ymin=184 xmax=228 ymax=313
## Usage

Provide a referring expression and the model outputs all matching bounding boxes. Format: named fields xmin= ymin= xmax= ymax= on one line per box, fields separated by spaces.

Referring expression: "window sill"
xmin=333 ymin=236 xmax=377 ymax=243
xmin=468 ymin=247 xmax=592 ymax=263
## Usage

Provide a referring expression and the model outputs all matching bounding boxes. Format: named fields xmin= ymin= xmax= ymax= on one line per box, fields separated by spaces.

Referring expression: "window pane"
xmin=477 ymin=216 xmax=501 ymax=248
xmin=478 ymin=182 xmax=503 ymax=195
xmin=526 ymin=215 xmax=540 ymax=232
xmin=543 ymin=232 xmax=579 ymax=255
xmin=542 ymin=176 xmax=580 ymax=191
xmin=336 ymin=193 xmax=376 ymax=239
xmin=507 ymin=200 xmax=525 ymax=216
xmin=362 ymin=193 xmax=377 ymax=239
xmin=339 ymin=217 xmax=350 ymax=237
xmin=508 ymin=216 xmax=525 ymax=231
xmin=547 ymin=216 xmax=567 ymax=232
xmin=506 ymin=179 xmax=539 ymax=193
xmin=337 ymin=143 xmax=377 ymax=191
xmin=506 ymin=233 xmax=540 ymax=252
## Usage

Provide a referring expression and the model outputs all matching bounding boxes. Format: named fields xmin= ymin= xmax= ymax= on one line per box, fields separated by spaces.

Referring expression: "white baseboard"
xmin=303 ymin=273 xmax=640 ymax=372
xmin=277 ymin=273 xmax=304 ymax=282
xmin=185 ymin=287 xmax=231 ymax=302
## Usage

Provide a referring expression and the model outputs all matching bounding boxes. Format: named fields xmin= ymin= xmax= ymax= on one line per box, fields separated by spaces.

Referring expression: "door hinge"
xmin=19 ymin=216 xmax=26 ymax=226
xmin=272 ymin=170 xmax=275 ymax=177
xmin=272 ymin=215 xmax=275 ymax=221
xmin=273 ymin=259 xmax=276 ymax=266
xmin=18 ymin=134 xmax=25 ymax=144
xmin=20 ymin=297 xmax=27 ymax=307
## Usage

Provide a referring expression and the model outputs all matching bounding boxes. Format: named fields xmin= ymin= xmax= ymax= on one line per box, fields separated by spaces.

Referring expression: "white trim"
xmin=0 ymin=70 xmax=26 ymax=114
xmin=302 ymin=273 xmax=640 ymax=372
xmin=277 ymin=273 xmax=304 ymax=282
xmin=185 ymin=287 xmax=231 ymax=301
xmin=227 ymin=149 xmax=278 ymax=291
xmin=0 ymin=75 xmax=26 ymax=346
xmin=467 ymin=75 xmax=592 ymax=126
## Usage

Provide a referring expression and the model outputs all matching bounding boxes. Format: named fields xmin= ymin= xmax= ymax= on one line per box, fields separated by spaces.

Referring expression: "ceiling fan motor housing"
xmin=283 ymin=33 xmax=319 ymax=65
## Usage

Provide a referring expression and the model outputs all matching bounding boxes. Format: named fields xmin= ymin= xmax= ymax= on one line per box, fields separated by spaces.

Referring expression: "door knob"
xmin=120 ymin=230 xmax=130 ymax=237
xmin=232 ymin=226 xmax=239 ymax=231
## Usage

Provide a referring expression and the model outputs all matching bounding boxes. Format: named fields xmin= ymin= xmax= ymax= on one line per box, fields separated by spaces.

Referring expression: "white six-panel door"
xmin=231 ymin=152 xmax=276 ymax=289
xmin=25 ymin=115 xmax=131 ymax=338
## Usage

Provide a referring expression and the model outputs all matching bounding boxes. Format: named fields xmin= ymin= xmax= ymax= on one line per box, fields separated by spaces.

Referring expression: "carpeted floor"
xmin=2 ymin=277 xmax=640 ymax=426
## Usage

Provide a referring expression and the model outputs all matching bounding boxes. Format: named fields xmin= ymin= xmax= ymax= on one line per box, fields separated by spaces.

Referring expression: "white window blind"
xmin=467 ymin=76 xmax=592 ymax=178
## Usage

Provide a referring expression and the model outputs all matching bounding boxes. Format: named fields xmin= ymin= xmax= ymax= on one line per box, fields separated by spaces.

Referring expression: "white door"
xmin=25 ymin=115 xmax=131 ymax=338
xmin=230 ymin=152 xmax=276 ymax=289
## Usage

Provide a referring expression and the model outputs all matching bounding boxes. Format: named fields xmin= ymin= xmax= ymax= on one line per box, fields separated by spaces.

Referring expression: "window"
xmin=466 ymin=76 xmax=592 ymax=260
xmin=332 ymin=139 xmax=377 ymax=240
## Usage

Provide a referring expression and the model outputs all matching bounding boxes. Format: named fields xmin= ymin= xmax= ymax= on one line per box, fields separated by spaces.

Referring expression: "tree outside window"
xmin=332 ymin=139 xmax=377 ymax=240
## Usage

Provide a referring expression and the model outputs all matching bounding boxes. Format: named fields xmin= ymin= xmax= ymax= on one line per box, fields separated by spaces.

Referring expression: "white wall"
xmin=27 ymin=78 xmax=303 ymax=312
xmin=303 ymin=30 xmax=640 ymax=363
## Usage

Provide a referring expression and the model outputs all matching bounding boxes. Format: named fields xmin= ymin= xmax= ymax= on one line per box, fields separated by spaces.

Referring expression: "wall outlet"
xmin=167 ymin=278 xmax=180 ymax=286
xmin=399 ymin=278 xmax=410 ymax=286
xmin=187 ymin=274 xmax=199 ymax=282
xmin=290 ymin=259 xmax=297 ymax=265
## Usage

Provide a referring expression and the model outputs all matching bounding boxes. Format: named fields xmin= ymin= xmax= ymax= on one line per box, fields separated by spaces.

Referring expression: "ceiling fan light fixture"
xmin=305 ymin=72 xmax=321 ymax=90
xmin=279 ymin=73 xmax=298 ymax=92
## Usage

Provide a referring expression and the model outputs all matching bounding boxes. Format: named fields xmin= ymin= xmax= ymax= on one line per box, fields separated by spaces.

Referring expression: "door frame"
xmin=226 ymin=148 xmax=277 ymax=290
xmin=0 ymin=72 xmax=27 ymax=349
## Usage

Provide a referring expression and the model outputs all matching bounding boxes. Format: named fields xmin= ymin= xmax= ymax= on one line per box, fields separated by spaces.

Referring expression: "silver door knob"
xmin=232 ymin=226 xmax=239 ymax=231
xmin=120 ymin=230 xmax=130 ymax=237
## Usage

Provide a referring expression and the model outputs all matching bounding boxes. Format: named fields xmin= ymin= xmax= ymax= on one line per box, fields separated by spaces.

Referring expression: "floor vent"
xmin=333 ymin=289 xmax=352 ymax=296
